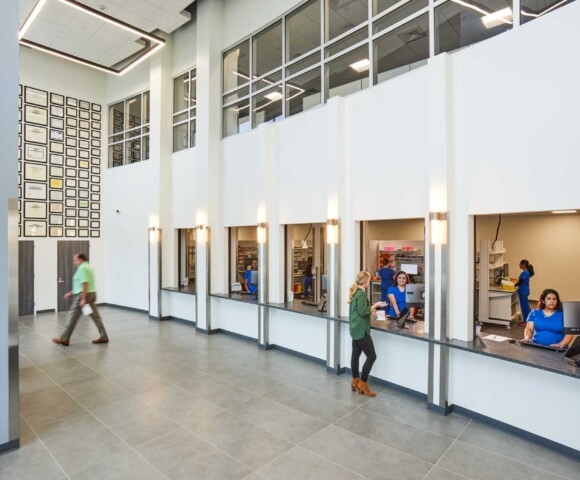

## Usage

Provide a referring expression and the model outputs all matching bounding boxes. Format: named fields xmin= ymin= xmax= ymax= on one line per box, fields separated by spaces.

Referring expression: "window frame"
xmin=172 ymin=67 xmax=197 ymax=153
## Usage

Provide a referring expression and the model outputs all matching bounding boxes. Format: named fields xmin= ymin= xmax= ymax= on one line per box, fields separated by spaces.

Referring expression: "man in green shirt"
xmin=52 ymin=253 xmax=109 ymax=346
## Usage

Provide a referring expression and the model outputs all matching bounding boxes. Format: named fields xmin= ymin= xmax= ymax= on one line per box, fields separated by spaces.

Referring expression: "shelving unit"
xmin=292 ymin=239 xmax=313 ymax=294
xmin=477 ymin=240 xmax=520 ymax=329
xmin=187 ymin=230 xmax=195 ymax=279
xmin=237 ymin=241 xmax=257 ymax=281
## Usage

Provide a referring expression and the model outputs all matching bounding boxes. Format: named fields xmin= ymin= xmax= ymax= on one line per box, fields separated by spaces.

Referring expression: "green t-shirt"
xmin=349 ymin=288 xmax=372 ymax=341
xmin=72 ymin=262 xmax=96 ymax=294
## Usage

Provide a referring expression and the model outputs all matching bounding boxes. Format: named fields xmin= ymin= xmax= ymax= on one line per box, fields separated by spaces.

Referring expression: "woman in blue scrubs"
xmin=243 ymin=259 xmax=258 ymax=294
xmin=521 ymin=289 xmax=573 ymax=349
xmin=378 ymin=258 xmax=395 ymax=310
xmin=515 ymin=259 xmax=534 ymax=326
xmin=387 ymin=271 xmax=414 ymax=320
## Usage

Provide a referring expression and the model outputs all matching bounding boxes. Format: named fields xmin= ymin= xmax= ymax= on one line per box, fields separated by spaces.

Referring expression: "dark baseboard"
xmin=36 ymin=308 xmax=55 ymax=314
xmin=258 ymin=343 xmax=273 ymax=350
xmin=326 ymin=366 xmax=347 ymax=375
xmin=218 ymin=329 xmax=258 ymax=344
xmin=101 ymin=303 xmax=148 ymax=314
xmin=427 ymin=402 xmax=454 ymax=416
xmin=453 ymin=405 xmax=580 ymax=461
xmin=164 ymin=316 xmax=196 ymax=327
xmin=344 ymin=367 xmax=428 ymax=402
xmin=196 ymin=327 xmax=221 ymax=335
xmin=269 ymin=344 xmax=326 ymax=367
xmin=0 ymin=439 xmax=19 ymax=455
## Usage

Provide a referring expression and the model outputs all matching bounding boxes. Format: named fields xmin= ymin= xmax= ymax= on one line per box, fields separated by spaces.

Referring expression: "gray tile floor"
xmin=2 ymin=306 xmax=578 ymax=480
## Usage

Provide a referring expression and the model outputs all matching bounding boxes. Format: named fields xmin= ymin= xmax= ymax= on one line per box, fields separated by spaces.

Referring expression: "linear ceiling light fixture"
xmin=18 ymin=0 xmax=165 ymax=76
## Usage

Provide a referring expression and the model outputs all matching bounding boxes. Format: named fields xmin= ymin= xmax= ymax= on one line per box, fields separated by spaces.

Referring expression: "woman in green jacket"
xmin=348 ymin=271 xmax=386 ymax=397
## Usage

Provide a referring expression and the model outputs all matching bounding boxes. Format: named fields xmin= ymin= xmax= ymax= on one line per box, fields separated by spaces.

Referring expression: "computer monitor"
xmin=250 ymin=270 xmax=259 ymax=287
xmin=401 ymin=263 xmax=418 ymax=275
xmin=406 ymin=284 xmax=425 ymax=306
xmin=563 ymin=301 xmax=580 ymax=334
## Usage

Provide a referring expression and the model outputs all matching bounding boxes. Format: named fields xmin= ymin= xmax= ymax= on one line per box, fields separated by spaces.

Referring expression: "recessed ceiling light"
xmin=481 ymin=7 xmax=513 ymax=29
xmin=349 ymin=58 xmax=370 ymax=73
xmin=551 ymin=210 xmax=577 ymax=214
xmin=264 ymin=91 xmax=282 ymax=101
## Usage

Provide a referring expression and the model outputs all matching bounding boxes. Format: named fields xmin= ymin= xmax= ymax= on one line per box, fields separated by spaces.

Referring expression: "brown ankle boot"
xmin=351 ymin=378 xmax=360 ymax=392
xmin=356 ymin=380 xmax=376 ymax=397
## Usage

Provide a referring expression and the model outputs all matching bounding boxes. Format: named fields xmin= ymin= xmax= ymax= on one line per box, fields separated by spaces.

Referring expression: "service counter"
xmin=161 ymin=287 xmax=196 ymax=323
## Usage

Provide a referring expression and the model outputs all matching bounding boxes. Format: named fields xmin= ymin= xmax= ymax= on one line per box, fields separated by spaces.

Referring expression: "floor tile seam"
xmin=329 ymin=419 xmax=439 ymax=468
xmin=451 ymin=437 xmax=577 ymax=480
xmin=15 ymin=416 xmax=73 ymax=480
xmin=168 ymin=381 xmax=232 ymax=412
xmin=420 ymin=420 xmax=472 ymax=480
xmin=356 ymin=401 xmax=465 ymax=441
xmin=295 ymin=444 xmax=371 ymax=480
xmin=205 ymin=370 xmax=288 ymax=398
xmin=186 ymin=428 xmax=260 ymax=473
xmin=36 ymin=354 xmax=105 ymax=386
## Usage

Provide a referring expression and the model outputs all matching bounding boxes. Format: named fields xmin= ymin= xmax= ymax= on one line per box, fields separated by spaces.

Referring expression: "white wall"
xmin=172 ymin=11 xmax=197 ymax=76
xmin=19 ymin=48 xmax=108 ymax=312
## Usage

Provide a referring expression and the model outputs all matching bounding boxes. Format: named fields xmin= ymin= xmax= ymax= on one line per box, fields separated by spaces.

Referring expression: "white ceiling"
xmin=20 ymin=0 xmax=195 ymax=68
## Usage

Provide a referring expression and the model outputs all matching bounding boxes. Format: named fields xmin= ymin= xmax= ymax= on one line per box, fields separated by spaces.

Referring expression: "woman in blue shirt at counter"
xmin=243 ymin=259 xmax=258 ymax=294
xmin=521 ymin=288 xmax=573 ymax=349
xmin=378 ymin=258 xmax=396 ymax=310
xmin=515 ymin=259 xmax=534 ymax=326
xmin=387 ymin=271 xmax=414 ymax=321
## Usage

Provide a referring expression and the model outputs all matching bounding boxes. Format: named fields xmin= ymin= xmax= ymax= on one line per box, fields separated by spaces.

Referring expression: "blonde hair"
xmin=348 ymin=271 xmax=371 ymax=303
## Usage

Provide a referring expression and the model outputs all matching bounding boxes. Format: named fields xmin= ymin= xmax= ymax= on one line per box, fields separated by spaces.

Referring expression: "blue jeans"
xmin=519 ymin=292 xmax=531 ymax=322
xmin=380 ymin=287 xmax=390 ymax=311
xmin=304 ymin=276 xmax=313 ymax=297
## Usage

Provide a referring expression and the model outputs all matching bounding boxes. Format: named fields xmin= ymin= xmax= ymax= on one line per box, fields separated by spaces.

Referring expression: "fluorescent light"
xmin=121 ymin=42 xmax=164 ymax=75
xmin=481 ymin=7 xmax=513 ymax=28
xmin=350 ymin=59 xmax=370 ymax=73
xmin=521 ymin=0 xmax=570 ymax=18
xmin=552 ymin=210 xmax=577 ymax=214
xmin=19 ymin=0 xmax=48 ymax=40
xmin=265 ymin=91 xmax=282 ymax=101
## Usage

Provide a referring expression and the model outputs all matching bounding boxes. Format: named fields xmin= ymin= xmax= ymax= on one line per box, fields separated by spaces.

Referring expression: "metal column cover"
xmin=8 ymin=198 xmax=20 ymax=445
xmin=326 ymin=223 xmax=341 ymax=372
xmin=206 ymin=227 xmax=212 ymax=331
xmin=258 ymin=234 xmax=269 ymax=348
xmin=427 ymin=215 xmax=452 ymax=415
xmin=147 ymin=227 xmax=163 ymax=319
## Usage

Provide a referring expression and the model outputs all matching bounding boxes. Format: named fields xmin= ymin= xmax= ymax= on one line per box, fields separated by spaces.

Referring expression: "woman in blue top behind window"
xmin=521 ymin=289 xmax=573 ymax=349
xmin=387 ymin=271 xmax=414 ymax=321
xmin=378 ymin=258 xmax=395 ymax=311
xmin=516 ymin=259 xmax=534 ymax=326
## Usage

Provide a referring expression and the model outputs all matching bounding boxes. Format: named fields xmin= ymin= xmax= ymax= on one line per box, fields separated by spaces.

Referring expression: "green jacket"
xmin=349 ymin=288 xmax=371 ymax=341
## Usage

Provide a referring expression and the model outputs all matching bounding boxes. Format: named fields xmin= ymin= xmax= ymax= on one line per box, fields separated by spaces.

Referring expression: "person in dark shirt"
xmin=303 ymin=257 xmax=314 ymax=299
xmin=378 ymin=258 xmax=395 ymax=310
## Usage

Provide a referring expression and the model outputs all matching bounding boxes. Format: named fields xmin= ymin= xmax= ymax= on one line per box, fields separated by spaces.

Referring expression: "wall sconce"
xmin=327 ymin=218 xmax=339 ymax=245
xmin=148 ymin=226 xmax=160 ymax=242
xmin=257 ymin=222 xmax=268 ymax=244
xmin=429 ymin=212 xmax=448 ymax=245
xmin=195 ymin=224 xmax=208 ymax=243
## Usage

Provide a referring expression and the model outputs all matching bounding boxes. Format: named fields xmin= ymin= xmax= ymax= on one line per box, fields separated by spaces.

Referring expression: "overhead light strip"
xmin=18 ymin=0 xmax=165 ymax=76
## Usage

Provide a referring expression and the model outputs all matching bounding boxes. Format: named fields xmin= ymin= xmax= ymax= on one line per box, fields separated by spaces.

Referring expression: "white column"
xmin=0 ymin=0 xmax=20 ymax=452
xmin=196 ymin=0 xmax=224 ymax=331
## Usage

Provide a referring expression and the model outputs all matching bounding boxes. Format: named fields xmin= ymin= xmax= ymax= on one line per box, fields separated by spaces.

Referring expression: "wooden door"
xmin=19 ymin=241 xmax=34 ymax=316
xmin=57 ymin=241 xmax=90 ymax=312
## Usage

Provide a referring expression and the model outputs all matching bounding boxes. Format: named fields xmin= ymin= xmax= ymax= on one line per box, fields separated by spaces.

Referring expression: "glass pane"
xmin=223 ymin=40 xmax=250 ymax=91
xmin=253 ymin=21 xmax=283 ymax=77
xmin=126 ymin=138 xmax=141 ymax=164
xmin=224 ymin=86 xmax=249 ymax=105
xmin=286 ymin=0 xmax=321 ymax=62
xmin=174 ymin=72 xmax=189 ymax=113
xmin=173 ymin=112 xmax=188 ymax=123
xmin=109 ymin=133 xmax=123 ymax=143
xmin=126 ymin=128 xmax=141 ymax=138
xmin=189 ymin=70 xmax=197 ymax=108
xmin=252 ymin=70 xmax=282 ymax=92
xmin=143 ymin=91 xmax=150 ymax=124
xmin=108 ymin=143 xmax=123 ymax=168
xmin=373 ymin=0 xmax=428 ymax=33
xmin=286 ymin=67 xmax=322 ymax=117
xmin=143 ymin=135 xmax=150 ymax=160
xmin=286 ymin=52 xmax=320 ymax=76
xmin=327 ymin=0 xmax=368 ymax=41
xmin=126 ymin=95 xmax=142 ymax=129
xmin=189 ymin=119 xmax=196 ymax=147
xmin=326 ymin=27 xmax=367 ymax=58
xmin=109 ymin=101 xmax=124 ymax=135
xmin=173 ymin=123 xmax=188 ymax=152
xmin=435 ymin=0 xmax=512 ymax=55
xmin=520 ymin=0 xmax=574 ymax=24
xmin=223 ymin=99 xmax=251 ymax=138
xmin=375 ymin=0 xmax=401 ymax=15
xmin=326 ymin=45 xmax=370 ymax=100
xmin=374 ymin=13 xmax=429 ymax=84
xmin=252 ymin=84 xmax=284 ymax=128
xmin=189 ymin=108 xmax=196 ymax=119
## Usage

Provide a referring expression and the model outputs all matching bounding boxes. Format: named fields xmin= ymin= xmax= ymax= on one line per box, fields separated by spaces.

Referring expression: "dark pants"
xmin=351 ymin=334 xmax=377 ymax=382
xmin=303 ymin=276 xmax=313 ymax=298
xmin=519 ymin=292 xmax=531 ymax=322
xmin=380 ymin=287 xmax=390 ymax=311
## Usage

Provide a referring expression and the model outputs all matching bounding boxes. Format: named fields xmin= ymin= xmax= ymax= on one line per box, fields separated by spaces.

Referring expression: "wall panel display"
xmin=18 ymin=84 xmax=102 ymax=237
